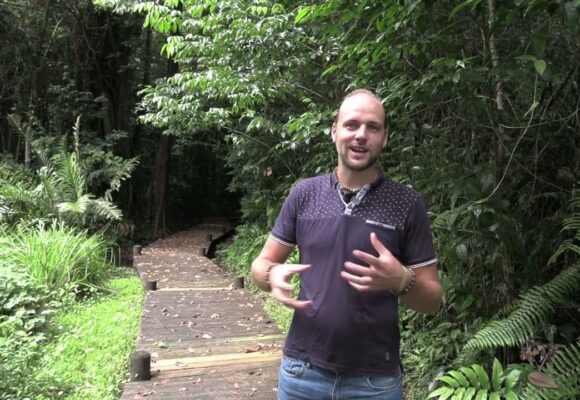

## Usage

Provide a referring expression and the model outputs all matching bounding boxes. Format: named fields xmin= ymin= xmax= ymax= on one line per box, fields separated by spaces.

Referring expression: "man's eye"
xmin=345 ymin=122 xmax=359 ymax=130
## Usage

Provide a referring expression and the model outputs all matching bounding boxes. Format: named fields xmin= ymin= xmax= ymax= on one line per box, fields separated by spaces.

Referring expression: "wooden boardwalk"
xmin=120 ymin=224 xmax=283 ymax=399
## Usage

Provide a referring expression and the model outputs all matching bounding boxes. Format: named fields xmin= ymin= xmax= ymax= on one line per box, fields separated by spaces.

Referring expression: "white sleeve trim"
xmin=269 ymin=233 xmax=296 ymax=248
xmin=408 ymin=258 xmax=437 ymax=269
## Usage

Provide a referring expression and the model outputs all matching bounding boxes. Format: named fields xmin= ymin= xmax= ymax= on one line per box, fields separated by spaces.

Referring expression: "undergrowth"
xmin=0 ymin=269 xmax=143 ymax=400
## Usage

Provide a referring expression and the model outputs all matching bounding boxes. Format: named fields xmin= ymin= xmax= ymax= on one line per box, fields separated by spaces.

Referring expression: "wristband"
xmin=393 ymin=266 xmax=416 ymax=296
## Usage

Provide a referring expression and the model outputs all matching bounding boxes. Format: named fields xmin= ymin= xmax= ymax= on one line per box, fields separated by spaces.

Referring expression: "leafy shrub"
xmin=429 ymin=359 xmax=522 ymax=400
xmin=218 ymin=223 xmax=270 ymax=278
xmin=1 ymin=116 xmax=137 ymax=232
xmin=0 ymin=265 xmax=53 ymax=337
xmin=0 ymin=264 xmax=65 ymax=400
xmin=0 ymin=272 xmax=142 ymax=400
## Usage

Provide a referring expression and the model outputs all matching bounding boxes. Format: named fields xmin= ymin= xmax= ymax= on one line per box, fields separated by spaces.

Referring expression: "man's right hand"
xmin=269 ymin=264 xmax=312 ymax=309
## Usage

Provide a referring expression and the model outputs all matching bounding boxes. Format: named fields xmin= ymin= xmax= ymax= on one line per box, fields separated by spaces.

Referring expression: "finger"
xmin=285 ymin=264 xmax=312 ymax=274
xmin=346 ymin=280 xmax=371 ymax=292
xmin=370 ymin=232 xmax=392 ymax=256
xmin=352 ymin=250 xmax=379 ymax=266
xmin=274 ymin=281 xmax=294 ymax=292
xmin=340 ymin=270 xmax=373 ymax=286
xmin=284 ymin=299 xmax=313 ymax=309
xmin=272 ymin=289 xmax=312 ymax=309
xmin=343 ymin=261 xmax=373 ymax=276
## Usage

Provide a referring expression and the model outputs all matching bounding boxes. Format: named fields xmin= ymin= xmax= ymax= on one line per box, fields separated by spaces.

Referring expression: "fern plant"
xmin=455 ymin=191 xmax=580 ymax=399
xmin=429 ymin=358 xmax=521 ymax=400
xmin=1 ymin=115 xmax=137 ymax=230
xmin=548 ymin=190 xmax=580 ymax=265
xmin=462 ymin=263 xmax=579 ymax=353
xmin=521 ymin=341 xmax=580 ymax=399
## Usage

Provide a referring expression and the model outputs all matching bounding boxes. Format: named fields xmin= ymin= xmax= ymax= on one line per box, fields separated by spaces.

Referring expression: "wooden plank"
xmin=156 ymin=287 xmax=232 ymax=292
xmin=153 ymin=350 xmax=282 ymax=371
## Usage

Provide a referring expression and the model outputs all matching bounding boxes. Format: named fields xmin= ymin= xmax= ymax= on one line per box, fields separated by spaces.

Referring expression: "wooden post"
xmin=199 ymin=247 xmax=206 ymax=257
xmin=145 ymin=280 xmax=157 ymax=291
xmin=234 ymin=276 xmax=244 ymax=289
xmin=133 ymin=245 xmax=142 ymax=256
xmin=129 ymin=350 xmax=151 ymax=381
xmin=207 ymin=233 xmax=213 ymax=241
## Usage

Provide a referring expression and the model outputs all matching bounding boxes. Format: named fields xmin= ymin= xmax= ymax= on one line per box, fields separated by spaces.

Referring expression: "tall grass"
xmin=0 ymin=222 xmax=112 ymax=291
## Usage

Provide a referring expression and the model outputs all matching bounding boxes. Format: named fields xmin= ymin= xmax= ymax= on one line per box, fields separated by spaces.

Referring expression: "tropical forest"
xmin=0 ymin=0 xmax=578 ymax=399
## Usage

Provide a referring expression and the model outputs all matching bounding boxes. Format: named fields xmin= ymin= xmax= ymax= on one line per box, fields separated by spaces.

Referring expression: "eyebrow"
xmin=343 ymin=119 xmax=383 ymax=128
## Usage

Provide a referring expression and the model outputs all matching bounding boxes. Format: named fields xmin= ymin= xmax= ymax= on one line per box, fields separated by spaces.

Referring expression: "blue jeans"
xmin=277 ymin=355 xmax=404 ymax=400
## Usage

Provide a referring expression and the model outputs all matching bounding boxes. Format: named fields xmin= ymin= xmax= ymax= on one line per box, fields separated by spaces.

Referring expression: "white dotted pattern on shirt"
xmin=295 ymin=174 xmax=421 ymax=230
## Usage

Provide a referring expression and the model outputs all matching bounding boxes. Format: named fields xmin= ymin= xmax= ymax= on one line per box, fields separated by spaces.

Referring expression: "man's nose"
xmin=354 ymin=126 xmax=368 ymax=140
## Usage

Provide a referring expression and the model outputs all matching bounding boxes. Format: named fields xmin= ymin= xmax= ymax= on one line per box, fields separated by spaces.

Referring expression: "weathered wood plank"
xmin=153 ymin=350 xmax=282 ymax=371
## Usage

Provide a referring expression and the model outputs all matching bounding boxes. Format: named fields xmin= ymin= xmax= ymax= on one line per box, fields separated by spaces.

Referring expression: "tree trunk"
xmin=146 ymin=58 xmax=178 ymax=237
xmin=147 ymin=133 xmax=175 ymax=236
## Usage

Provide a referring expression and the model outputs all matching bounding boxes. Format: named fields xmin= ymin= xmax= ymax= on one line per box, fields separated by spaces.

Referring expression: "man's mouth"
xmin=350 ymin=146 xmax=368 ymax=154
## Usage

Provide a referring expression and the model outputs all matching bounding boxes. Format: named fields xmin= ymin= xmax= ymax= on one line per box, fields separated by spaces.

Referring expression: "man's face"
xmin=331 ymin=93 xmax=387 ymax=172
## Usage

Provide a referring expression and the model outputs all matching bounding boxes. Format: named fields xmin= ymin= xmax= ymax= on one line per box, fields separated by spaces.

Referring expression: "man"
xmin=251 ymin=89 xmax=442 ymax=399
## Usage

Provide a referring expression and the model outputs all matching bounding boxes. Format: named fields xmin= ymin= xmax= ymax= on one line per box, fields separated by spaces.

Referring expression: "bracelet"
xmin=264 ymin=264 xmax=279 ymax=292
xmin=393 ymin=266 xmax=416 ymax=296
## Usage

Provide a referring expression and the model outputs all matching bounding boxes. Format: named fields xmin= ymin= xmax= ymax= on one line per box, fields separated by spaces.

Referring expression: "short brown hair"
xmin=336 ymin=89 xmax=387 ymax=126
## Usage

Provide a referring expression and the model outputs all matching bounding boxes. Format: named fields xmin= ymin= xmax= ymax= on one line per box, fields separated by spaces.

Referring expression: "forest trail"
xmin=120 ymin=223 xmax=283 ymax=399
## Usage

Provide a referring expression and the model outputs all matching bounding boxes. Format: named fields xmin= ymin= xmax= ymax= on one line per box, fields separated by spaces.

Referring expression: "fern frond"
xmin=56 ymin=194 xmax=93 ymax=215
xmin=0 ymin=184 xmax=34 ymax=205
xmin=549 ymin=190 xmax=580 ymax=265
xmin=56 ymin=154 xmax=87 ymax=201
xmin=36 ymin=166 xmax=58 ymax=208
xmin=462 ymin=264 xmax=580 ymax=353
xmin=72 ymin=115 xmax=81 ymax=159
xmin=522 ymin=341 xmax=580 ymax=399
xmin=91 ymin=199 xmax=123 ymax=221
xmin=104 ymin=157 xmax=139 ymax=200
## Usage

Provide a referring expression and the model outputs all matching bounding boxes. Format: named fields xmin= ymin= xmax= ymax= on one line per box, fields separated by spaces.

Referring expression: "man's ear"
xmin=382 ymin=131 xmax=388 ymax=149
xmin=331 ymin=123 xmax=337 ymax=143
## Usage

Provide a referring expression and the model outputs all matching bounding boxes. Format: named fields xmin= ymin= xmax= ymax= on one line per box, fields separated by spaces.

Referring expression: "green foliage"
xmin=549 ymin=190 xmax=580 ymax=265
xmin=0 ymin=116 xmax=138 ymax=230
xmin=219 ymin=223 xmax=270 ymax=279
xmin=429 ymin=359 xmax=522 ymax=400
xmin=0 ymin=264 xmax=73 ymax=400
xmin=521 ymin=341 xmax=580 ymax=400
xmin=0 ymin=222 xmax=113 ymax=291
xmin=33 ymin=274 xmax=144 ymax=400
xmin=0 ymin=271 xmax=143 ymax=400
xmin=0 ymin=265 xmax=54 ymax=337
xmin=462 ymin=263 xmax=580 ymax=354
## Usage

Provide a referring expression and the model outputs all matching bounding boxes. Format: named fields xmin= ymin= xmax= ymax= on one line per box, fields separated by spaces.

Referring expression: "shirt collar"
xmin=329 ymin=167 xmax=385 ymax=190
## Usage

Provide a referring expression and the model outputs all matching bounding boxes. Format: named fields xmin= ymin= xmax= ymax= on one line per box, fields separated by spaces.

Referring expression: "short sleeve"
xmin=402 ymin=195 xmax=437 ymax=268
xmin=270 ymin=184 xmax=302 ymax=247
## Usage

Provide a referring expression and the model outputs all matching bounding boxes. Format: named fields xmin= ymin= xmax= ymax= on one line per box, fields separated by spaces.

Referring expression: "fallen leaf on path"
xmin=245 ymin=344 xmax=263 ymax=353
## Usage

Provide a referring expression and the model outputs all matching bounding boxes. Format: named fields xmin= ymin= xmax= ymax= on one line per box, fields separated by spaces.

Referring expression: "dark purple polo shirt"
xmin=271 ymin=170 xmax=437 ymax=375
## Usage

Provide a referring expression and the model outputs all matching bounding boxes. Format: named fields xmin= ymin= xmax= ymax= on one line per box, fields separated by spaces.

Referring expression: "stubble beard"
xmin=339 ymin=151 xmax=380 ymax=172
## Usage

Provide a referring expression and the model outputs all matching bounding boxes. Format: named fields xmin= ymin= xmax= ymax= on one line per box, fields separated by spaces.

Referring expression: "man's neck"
xmin=336 ymin=165 xmax=379 ymax=191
